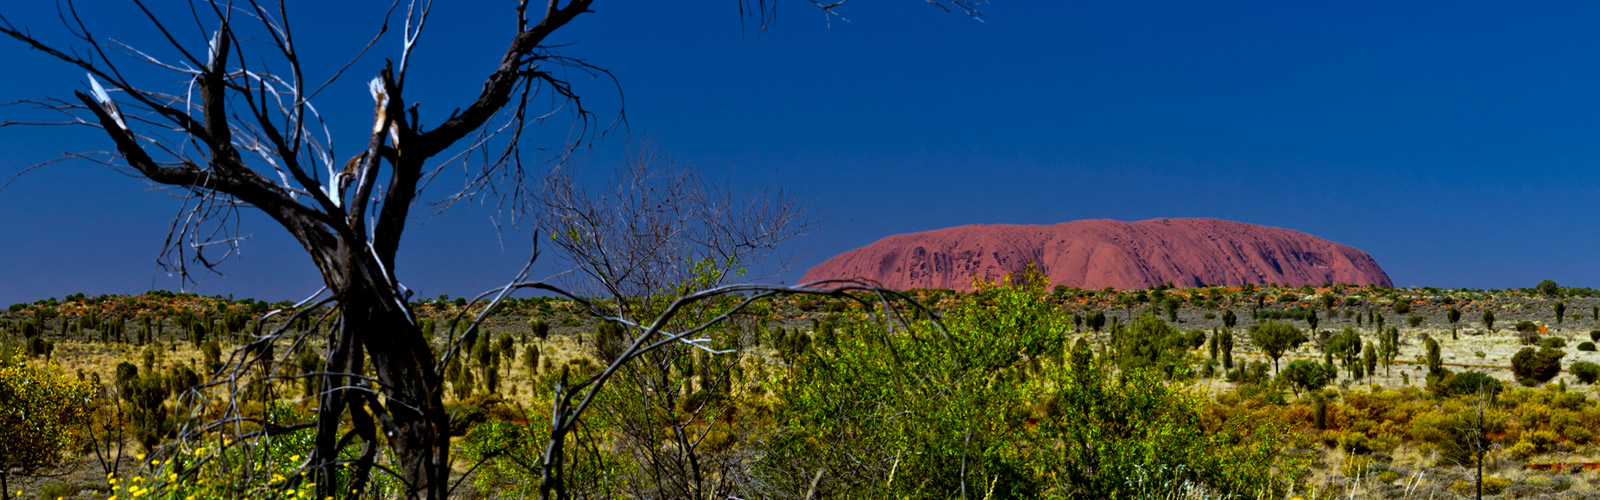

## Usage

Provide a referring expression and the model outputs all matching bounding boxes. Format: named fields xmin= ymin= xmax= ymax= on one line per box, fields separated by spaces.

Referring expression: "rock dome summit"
xmin=800 ymin=218 xmax=1391 ymax=291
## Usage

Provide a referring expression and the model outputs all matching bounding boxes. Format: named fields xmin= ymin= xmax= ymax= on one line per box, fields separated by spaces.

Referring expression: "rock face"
xmin=800 ymin=218 xmax=1391 ymax=291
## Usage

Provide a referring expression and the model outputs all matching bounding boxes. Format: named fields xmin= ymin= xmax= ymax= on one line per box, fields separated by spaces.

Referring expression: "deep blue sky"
xmin=2 ymin=1 xmax=1598 ymax=305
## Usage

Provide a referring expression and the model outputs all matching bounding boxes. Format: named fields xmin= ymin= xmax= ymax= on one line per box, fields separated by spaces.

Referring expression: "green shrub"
xmin=1578 ymin=341 xmax=1596 ymax=352
xmin=1434 ymin=370 xmax=1503 ymax=398
xmin=1510 ymin=346 xmax=1564 ymax=384
xmin=1541 ymin=336 xmax=1566 ymax=349
xmin=1571 ymin=361 xmax=1600 ymax=384
xmin=1278 ymin=359 xmax=1333 ymax=395
xmin=1515 ymin=320 xmax=1541 ymax=344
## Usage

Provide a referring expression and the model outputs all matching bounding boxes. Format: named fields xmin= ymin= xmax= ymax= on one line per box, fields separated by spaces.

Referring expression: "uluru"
xmin=800 ymin=218 xmax=1391 ymax=291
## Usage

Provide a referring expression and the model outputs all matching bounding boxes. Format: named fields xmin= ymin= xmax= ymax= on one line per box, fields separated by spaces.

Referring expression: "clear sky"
xmin=2 ymin=1 xmax=1597 ymax=305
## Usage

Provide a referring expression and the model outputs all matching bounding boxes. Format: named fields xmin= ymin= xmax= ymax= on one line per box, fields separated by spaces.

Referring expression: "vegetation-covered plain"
xmin=6 ymin=277 xmax=1600 ymax=498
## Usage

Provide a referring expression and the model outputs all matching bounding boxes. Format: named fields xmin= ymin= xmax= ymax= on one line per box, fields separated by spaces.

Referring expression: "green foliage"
xmin=1554 ymin=301 xmax=1566 ymax=323
xmin=1377 ymin=326 xmax=1400 ymax=376
xmin=1447 ymin=306 xmax=1462 ymax=339
xmin=1578 ymin=341 xmax=1596 ymax=352
xmin=1432 ymin=370 xmax=1503 ymax=399
xmin=530 ymin=318 xmax=550 ymax=340
xmin=1570 ymin=361 xmax=1600 ymax=384
xmin=759 ymin=271 xmax=1297 ymax=498
xmin=1084 ymin=310 xmax=1106 ymax=333
xmin=1540 ymin=336 xmax=1565 ymax=349
xmin=1425 ymin=336 xmax=1442 ymax=375
xmin=1482 ymin=309 xmax=1496 ymax=332
xmin=523 ymin=344 xmax=540 ymax=377
xmin=1279 ymin=359 xmax=1333 ymax=395
xmin=1362 ymin=340 xmax=1377 ymax=379
xmin=202 ymin=339 xmax=223 ymax=374
xmin=1536 ymin=279 xmax=1561 ymax=297
xmin=0 ymin=356 xmax=97 ymax=485
xmin=1392 ymin=300 xmax=1412 ymax=315
xmin=1113 ymin=313 xmax=1190 ymax=378
xmin=120 ymin=368 xmax=172 ymax=453
xmin=1219 ymin=327 xmax=1235 ymax=370
xmin=1510 ymin=346 xmax=1564 ymax=384
xmin=1248 ymin=321 xmax=1307 ymax=375
xmin=594 ymin=320 xmax=628 ymax=364
xmin=1327 ymin=327 xmax=1364 ymax=379
xmin=1516 ymin=320 xmax=1541 ymax=344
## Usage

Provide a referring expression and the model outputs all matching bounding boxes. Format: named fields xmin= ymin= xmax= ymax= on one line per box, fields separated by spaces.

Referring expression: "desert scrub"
xmin=0 ymin=355 xmax=97 ymax=498
xmin=106 ymin=402 xmax=401 ymax=499
xmin=754 ymin=270 xmax=1304 ymax=498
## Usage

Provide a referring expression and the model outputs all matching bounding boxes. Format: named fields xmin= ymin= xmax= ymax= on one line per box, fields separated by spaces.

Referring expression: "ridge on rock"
xmin=799 ymin=218 xmax=1391 ymax=291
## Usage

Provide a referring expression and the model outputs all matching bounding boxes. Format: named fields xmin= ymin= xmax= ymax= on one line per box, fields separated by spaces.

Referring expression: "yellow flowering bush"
xmin=0 ymin=355 xmax=97 ymax=496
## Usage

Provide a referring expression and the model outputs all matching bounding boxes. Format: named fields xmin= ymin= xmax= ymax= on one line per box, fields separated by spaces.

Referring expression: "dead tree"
xmin=0 ymin=2 xmax=984 ymax=499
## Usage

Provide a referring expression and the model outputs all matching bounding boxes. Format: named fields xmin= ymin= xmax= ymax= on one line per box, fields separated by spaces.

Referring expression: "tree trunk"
xmin=313 ymin=257 xmax=449 ymax=500
xmin=355 ymin=298 xmax=449 ymax=500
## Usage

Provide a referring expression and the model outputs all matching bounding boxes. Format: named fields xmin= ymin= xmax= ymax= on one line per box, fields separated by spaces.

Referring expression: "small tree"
xmin=1327 ymin=327 xmax=1364 ymax=379
xmin=1447 ymin=307 xmax=1462 ymax=340
xmin=1220 ymin=328 xmax=1235 ymax=370
xmin=1248 ymin=321 xmax=1308 ymax=376
xmin=1279 ymin=359 xmax=1332 ymax=396
xmin=1086 ymin=311 xmax=1107 ymax=333
xmin=1 ymin=357 xmax=97 ymax=499
xmin=1482 ymin=309 xmax=1496 ymax=333
xmin=1221 ymin=309 xmax=1237 ymax=329
xmin=1425 ymin=336 xmax=1443 ymax=375
xmin=1554 ymin=302 xmax=1566 ymax=325
xmin=1115 ymin=313 xmax=1187 ymax=378
xmin=1362 ymin=341 xmax=1377 ymax=381
xmin=530 ymin=319 xmax=551 ymax=341
xmin=1536 ymin=279 xmax=1561 ymax=297
xmin=1378 ymin=326 xmax=1399 ymax=376
xmin=1515 ymin=320 xmax=1540 ymax=345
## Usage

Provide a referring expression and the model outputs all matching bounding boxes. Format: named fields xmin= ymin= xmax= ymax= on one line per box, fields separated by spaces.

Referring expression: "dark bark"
xmin=312 ymin=253 xmax=447 ymax=500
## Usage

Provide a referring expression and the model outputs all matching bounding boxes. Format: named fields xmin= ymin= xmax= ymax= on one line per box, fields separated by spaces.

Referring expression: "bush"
xmin=1278 ymin=359 xmax=1333 ymax=395
xmin=1591 ymin=330 xmax=1600 ymax=343
xmin=1579 ymin=341 xmax=1596 ymax=352
xmin=1541 ymin=336 xmax=1566 ymax=349
xmin=1516 ymin=320 xmax=1541 ymax=344
xmin=1536 ymin=279 xmax=1561 ymax=296
xmin=1 ymin=356 xmax=98 ymax=486
xmin=1571 ymin=361 xmax=1600 ymax=384
xmin=1510 ymin=346 xmax=1564 ymax=384
xmin=1434 ymin=370 xmax=1503 ymax=398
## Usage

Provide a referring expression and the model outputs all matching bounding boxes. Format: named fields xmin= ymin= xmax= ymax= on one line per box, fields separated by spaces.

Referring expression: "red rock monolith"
xmin=800 ymin=218 xmax=1391 ymax=291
